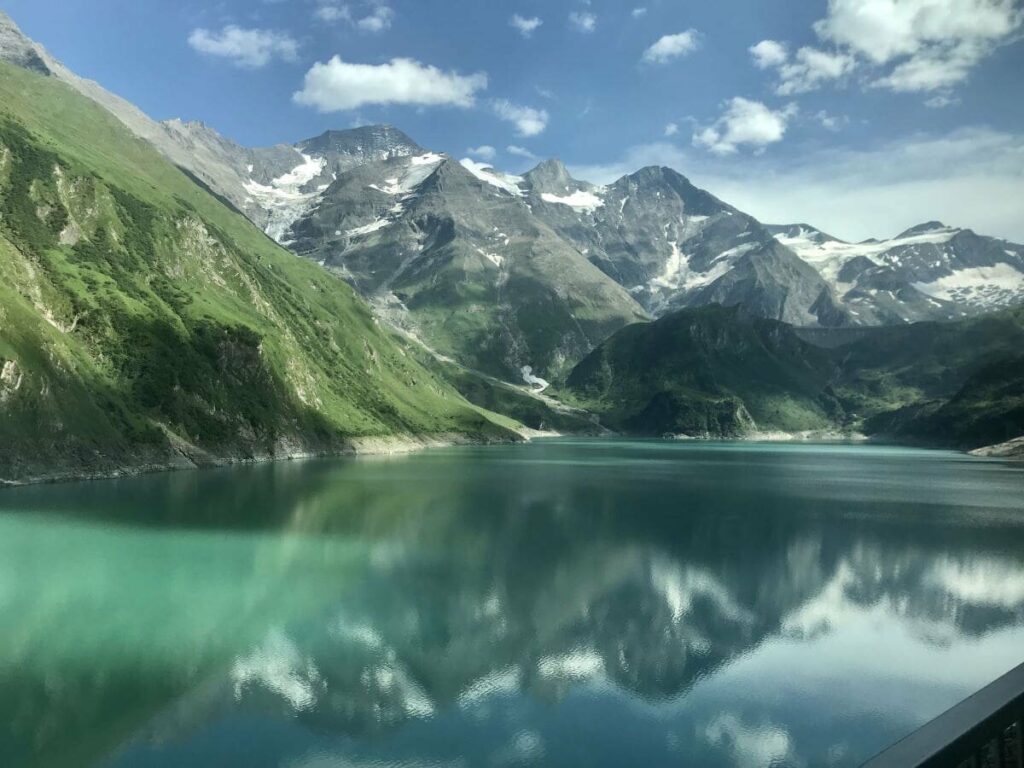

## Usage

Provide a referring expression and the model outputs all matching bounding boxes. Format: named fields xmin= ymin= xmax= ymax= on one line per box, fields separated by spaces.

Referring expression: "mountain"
xmin=4 ymin=9 xmax=1022 ymax=396
xmin=563 ymin=304 xmax=1024 ymax=442
xmin=0 ymin=60 xmax=517 ymax=484
xmin=524 ymin=163 xmax=847 ymax=327
xmin=283 ymin=152 xmax=648 ymax=381
xmin=563 ymin=305 xmax=843 ymax=436
xmin=769 ymin=221 xmax=1024 ymax=324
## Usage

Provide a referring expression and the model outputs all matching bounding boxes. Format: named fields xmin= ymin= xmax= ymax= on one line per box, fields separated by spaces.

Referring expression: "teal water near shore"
xmin=2 ymin=439 xmax=1023 ymax=767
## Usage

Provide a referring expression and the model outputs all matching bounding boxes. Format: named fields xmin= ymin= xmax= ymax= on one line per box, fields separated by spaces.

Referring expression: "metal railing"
xmin=862 ymin=662 xmax=1024 ymax=767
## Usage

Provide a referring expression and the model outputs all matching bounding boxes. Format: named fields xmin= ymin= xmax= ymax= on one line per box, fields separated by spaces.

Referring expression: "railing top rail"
xmin=861 ymin=661 xmax=1024 ymax=767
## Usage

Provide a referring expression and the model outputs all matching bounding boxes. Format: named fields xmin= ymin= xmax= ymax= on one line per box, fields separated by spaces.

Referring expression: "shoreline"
xmin=4 ymin=429 xmax=1019 ymax=490
xmin=0 ymin=430 xmax=525 ymax=489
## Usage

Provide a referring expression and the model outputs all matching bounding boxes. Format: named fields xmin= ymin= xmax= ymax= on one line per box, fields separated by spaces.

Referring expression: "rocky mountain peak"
xmin=298 ymin=124 xmax=423 ymax=160
xmin=524 ymin=158 xmax=580 ymax=193
xmin=897 ymin=221 xmax=952 ymax=238
xmin=0 ymin=11 xmax=52 ymax=75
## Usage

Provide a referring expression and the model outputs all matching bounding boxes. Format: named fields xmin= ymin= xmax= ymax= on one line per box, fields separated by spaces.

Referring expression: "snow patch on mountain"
xmin=776 ymin=225 xmax=959 ymax=268
xmin=367 ymin=153 xmax=445 ymax=197
xmin=459 ymin=159 xmax=525 ymax=197
xmin=913 ymin=264 xmax=1024 ymax=308
xmin=540 ymin=190 xmax=604 ymax=212
xmin=346 ymin=219 xmax=392 ymax=238
xmin=243 ymin=153 xmax=328 ymax=243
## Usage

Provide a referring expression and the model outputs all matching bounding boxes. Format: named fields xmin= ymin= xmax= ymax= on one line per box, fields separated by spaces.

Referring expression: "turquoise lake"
xmin=2 ymin=439 xmax=1023 ymax=767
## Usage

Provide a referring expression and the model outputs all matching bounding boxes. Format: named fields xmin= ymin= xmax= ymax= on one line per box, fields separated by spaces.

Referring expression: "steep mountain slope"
xmin=770 ymin=222 xmax=1024 ymax=324
xmin=866 ymin=355 xmax=1024 ymax=450
xmin=285 ymin=152 xmax=648 ymax=381
xmin=0 ymin=62 xmax=515 ymax=483
xmin=563 ymin=304 xmax=1024 ymax=441
xmin=563 ymin=306 xmax=842 ymax=436
xmin=524 ymin=163 xmax=847 ymax=327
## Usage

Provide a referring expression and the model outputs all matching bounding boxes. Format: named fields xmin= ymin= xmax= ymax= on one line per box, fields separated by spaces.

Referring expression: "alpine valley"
xmin=1 ymin=11 xmax=1023 ymax=484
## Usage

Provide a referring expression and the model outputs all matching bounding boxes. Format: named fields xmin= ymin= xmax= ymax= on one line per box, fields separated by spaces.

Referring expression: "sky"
xmin=6 ymin=0 xmax=1024 ymax=241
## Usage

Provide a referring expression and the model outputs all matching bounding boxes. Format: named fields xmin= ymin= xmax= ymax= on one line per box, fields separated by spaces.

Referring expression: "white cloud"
xmin=642 ymin=30 xmax=701 ymax=64
xmin=314 ymin=3 xmax=350 ymax=23
xmin=569 ymin=12 xmax=597 ymax=33
xmin=507 ymin=145 xmax=539 ymax=160
xmin=749 ymin=40 xmax=788 ymax=69
xmin=664 ymin=122 xmax=679 ymax=137
xmin=467 ymin=145 xmax=497 ymax=160
xmin=492 ymin=100 xmax=549 ymax=137
xmin=569 ymin=127 xmax=1024 ymax=243
xmin=802 ymin=0 xmax=1024 ymax=93
xmin=356 ymin=4 xmax=394 ymax=32
xmin=815 ymin=110 xmax=848 ymax=131
xmin=871 ymin=44 xmax=977 ymax=92
xmin=187 ymin=26 xmax=298 ymax=69
xmin=924 ymin=94 xmax=961 ymax=109
xmin=777 ymin=47 xmax=857 ymax=94
xmin=510 ymin=15 xmax=543 ymax=38
xmin=314 ymin=2 xmax=392 ymax=31
xmin=693 ymin=98 xmax=797 ymax=155
xmin=753 ymin=43 xmax=857 ymax=95
xmin=632 ymin=7 xmax=648 ymax=18
xmin=293 ymin=57 xmax=487 ymax=111
xmin=815 ymin=0 xmax=1022 ymax=65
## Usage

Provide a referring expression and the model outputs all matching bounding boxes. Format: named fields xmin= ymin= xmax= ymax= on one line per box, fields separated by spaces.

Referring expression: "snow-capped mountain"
xmin=4 ymin=9 xmax=1022 ymax=384
xmin=283 ymin=150 xmax=646 ymax=381
xmin=523 ymin=162 xmax=845 ymax=327
xmin=769 ymin=222 xmax=1024 ymax=323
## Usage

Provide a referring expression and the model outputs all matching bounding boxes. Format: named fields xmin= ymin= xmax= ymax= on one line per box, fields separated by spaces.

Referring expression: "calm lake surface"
xmin=2 ymin=439 xmax=1024 ymax=768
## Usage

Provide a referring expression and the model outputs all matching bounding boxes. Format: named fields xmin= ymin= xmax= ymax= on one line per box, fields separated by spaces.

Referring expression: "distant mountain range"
xmin=0 ymin=11 xmax=1022 ymax=472
xmin=4 ymin=10 xmax=1022 ymax=388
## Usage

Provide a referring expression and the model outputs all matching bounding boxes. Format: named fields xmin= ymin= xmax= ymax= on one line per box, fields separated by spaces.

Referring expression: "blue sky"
xmin=7 ymin=0 xmax=1024 ymax=241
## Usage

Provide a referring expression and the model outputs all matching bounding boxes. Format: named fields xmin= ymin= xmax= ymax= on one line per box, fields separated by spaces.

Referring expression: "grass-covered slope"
xmin=562 ymin=305 xmax=843 ymax=436
xmin=562 ymin=303 xmax=1024 ymax=442
xmin=0 ymin=63 xmax=515 ymax=483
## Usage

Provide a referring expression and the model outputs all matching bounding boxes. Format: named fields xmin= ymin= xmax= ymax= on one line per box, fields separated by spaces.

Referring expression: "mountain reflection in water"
xmin=1 ymin=440 xmax=1023 ymax=768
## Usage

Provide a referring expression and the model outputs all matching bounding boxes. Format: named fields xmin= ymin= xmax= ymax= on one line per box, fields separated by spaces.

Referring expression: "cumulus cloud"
xmin=510 ymin=15 xmax=543 ymax=37
xmin=632 ymin=7 xmax=648 ymax=18
xmin=778 ymin=47 xmax=857 ymax=94
xmin=815 ymin=0 xmax=1022 ymax=65
xmin=492 ymin=100 xmax=549 ymax=136
xmin=752 ymin=41 xmax=856 ymax=94
xmin=762 ymin=0 xmax=1024 ymax=95
xmin=750 ymin=40 xmax=788 ymax=69
xmin=569 ymin=12 xmax=597 ymax=33
xmin=187 ymin=26 xmax=298 ymax=69
xmin=664 ymin=122 xmax=679 ymax=137
xmin=642 ymin=30 xmax=701 ymax=64
xmin=507 ymin=145 xmax=539 ymax=160
xmin=693 ymin=97 xmax=797 ymax=155
xmin=293 ymin=57 xmax=487 ymax=111
xmin=467 ymin=145 xmax=497 ymax=160
xmin=355 ymin=4 xmax=394 ymax=32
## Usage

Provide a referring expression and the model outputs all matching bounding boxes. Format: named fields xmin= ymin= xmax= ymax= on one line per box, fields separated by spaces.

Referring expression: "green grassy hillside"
xmin=562 ymin=305 xmax=843 ymax=436
xmin=0 ymin=63 xmax=515 ymax=483
xmin=562 ymin=304 xmax=1024 ymax=443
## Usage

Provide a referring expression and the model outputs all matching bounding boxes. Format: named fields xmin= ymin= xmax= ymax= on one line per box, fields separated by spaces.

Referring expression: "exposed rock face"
xmin=286 ymin=153 xmax=647 ymax=381
xmin=524 ymin=165 xmax=846 ymax=327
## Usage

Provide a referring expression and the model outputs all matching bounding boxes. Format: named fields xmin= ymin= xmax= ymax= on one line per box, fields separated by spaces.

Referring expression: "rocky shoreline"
xmin=0 ymin=431 xmax=524 ymax=489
